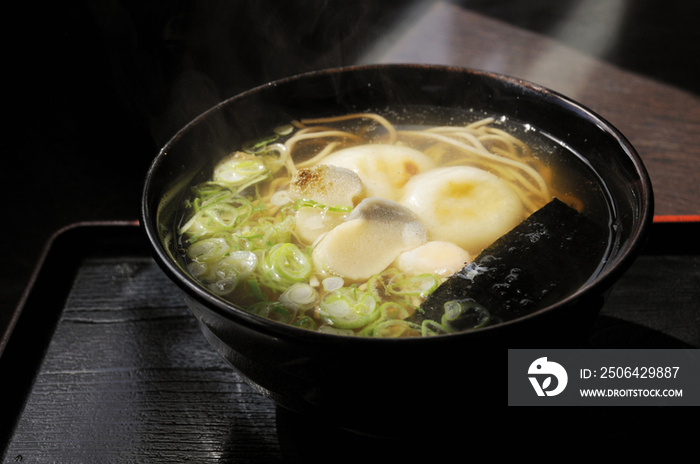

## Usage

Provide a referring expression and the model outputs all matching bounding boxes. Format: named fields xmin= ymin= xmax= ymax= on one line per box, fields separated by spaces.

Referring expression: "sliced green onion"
xmin=280 ymin=283 xmax=318 ymax=311
xmin=187 ymin=237 xmax=231 ymax=261
xmin=322 ymin=276 xmax=344 ymax=292
xmin=180 ymin=192 xmax=255 ymax=237
xmin=259 ymin=243 xmax=312 ymax=291
xmin=386 ymin=274 xmax=440 ymax=297
xmin=267 ymin=305 xmax=292 ymax=323
xmin=214 ymin=251 xmax=258 ymax=281
xmin=236 ymin=159 xmax=267 ymax=174
xmin=246 ymin=279 xmax=266 ymax=301
xmin=444 ymin=300 xmax=462 ymax=321
xmin=292 ymin=316 xmax=317 ymax=331
xmin=274 ymin=124 xmax=294 ymax=136
xmin=358 ymin=318 xmax=383 ymax=337
xmin=367 ymin=268 xmax=400 ymax=301
xmin=214 ymin=155 xmax=269 ymax=186
xmin=270 ymin=190 xmax=293 ymax=206
xmin=319 ymin=287 xmax=379 ymax=329
xmin=251 ymin=301 xmax=292 ymax=324
xmin=242 ymin=134 xmax=280 ymax=154
xmin=251 ymin=215 xmax=295 ymax=251
xmin=208 ymin=278 xmax=237 ymax=295
xmin=261 ymin=143 xmax=289 ymax=174
xmin=318 ymin=326 xmax=355 ymax=336
xmin=291 ymin=199 xmax=353 ymax=213
xmin=442 ymin=299 xmax=490 ymax=332
xmin=379 ymin=302 xmax=410 ymax=320
xmin=370 ymin=320 xmax=421 ymax=338
xmin=187 ymin=261 xmax=208 ymax=278
xmin=421 ymin=320 xmax=449 ymax=337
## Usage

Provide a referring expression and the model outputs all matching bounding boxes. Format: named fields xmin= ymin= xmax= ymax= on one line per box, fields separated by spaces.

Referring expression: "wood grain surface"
xmin=2 ymin=255 xmax=442 ymax=462
xmin=3 ymin=258 xmax=288 ymax=462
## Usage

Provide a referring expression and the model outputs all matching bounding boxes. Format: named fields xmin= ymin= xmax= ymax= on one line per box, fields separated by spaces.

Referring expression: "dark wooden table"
xmin=3 ymin=1 xmax=699 ymax=460
xmin=357 ymin=2 xmax=700 ymax=217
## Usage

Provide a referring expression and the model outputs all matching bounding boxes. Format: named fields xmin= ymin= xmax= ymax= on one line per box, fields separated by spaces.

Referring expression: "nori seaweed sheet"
xmin=410 ymin=198 xmax=608 ymax=330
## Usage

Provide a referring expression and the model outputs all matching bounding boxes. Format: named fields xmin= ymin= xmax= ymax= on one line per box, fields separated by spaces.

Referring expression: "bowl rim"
xmin=141 ymin=63 xmax=654 ymax=344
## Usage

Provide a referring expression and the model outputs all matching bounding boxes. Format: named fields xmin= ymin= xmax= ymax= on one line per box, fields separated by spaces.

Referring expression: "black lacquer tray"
xmin=1 ymin=221 xmax=698 ymax=461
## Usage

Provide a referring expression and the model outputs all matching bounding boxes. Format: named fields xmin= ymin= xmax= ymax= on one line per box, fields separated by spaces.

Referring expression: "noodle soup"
xmin=176 ymin=110 xmax=611 ymax=337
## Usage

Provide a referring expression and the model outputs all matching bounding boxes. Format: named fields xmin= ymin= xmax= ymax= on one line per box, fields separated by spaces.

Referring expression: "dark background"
xmin=4 ymin=0 xmax=700 ymax=344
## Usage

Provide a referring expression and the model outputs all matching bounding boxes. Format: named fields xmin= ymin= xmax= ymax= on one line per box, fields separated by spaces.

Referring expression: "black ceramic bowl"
xmin=141 ymin=64 xmax=653 ymax=436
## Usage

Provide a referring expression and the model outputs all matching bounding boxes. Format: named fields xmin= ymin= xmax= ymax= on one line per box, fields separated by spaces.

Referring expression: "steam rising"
xmin=87 ymin=1 xmax=410 ymax=149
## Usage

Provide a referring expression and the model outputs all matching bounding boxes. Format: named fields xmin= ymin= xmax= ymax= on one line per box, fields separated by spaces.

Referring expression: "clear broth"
xmin=174 ymin=106 xmax=614 ymax=336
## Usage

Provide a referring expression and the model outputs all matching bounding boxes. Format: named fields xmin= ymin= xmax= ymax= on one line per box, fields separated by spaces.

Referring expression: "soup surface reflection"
xmin=176 ymin=110 xmax=612 ymax=337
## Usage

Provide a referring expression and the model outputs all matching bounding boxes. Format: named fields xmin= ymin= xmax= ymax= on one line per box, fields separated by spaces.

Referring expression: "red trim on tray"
xmin=653 ymin=215 xmax=700 ymax=223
